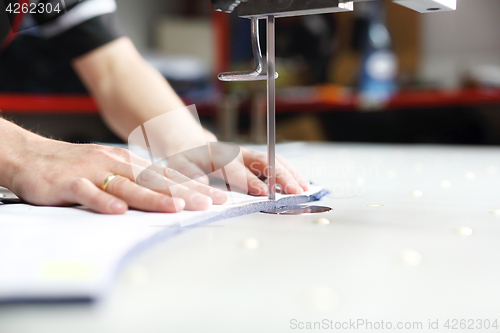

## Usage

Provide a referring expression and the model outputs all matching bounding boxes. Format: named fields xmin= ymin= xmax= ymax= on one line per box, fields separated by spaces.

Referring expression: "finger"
xmin=274 ymin=160 xmax=303 ymax=194
xmin=168 ymin=185 xmax=212 ymax=211
xmin=207 ymin=153 xmax=263 ymax=196
xmin=106 ymin=149 xmax=168 ymax=183
xmin=216 ymin=157 xmax=269 ymax=196
xmin=105 ymin=175 xmax=186 ymax=213
xmin=245 ymin=168 xmax=269 ymax=196
xmin=66 ymin=178 xmax=128 ymax=214
xmin=167 ymin=155 xmax=210 ymax=185
xmin=123 ymin=148 xmax=211 ymax=186
xmin=110 ymin=162 xmax=222 ymax=208
xmin=164 ymin=168 xmax=227 ymax=206
xmin=107 ymin=147 xmax=211 ymax=188
xmin=134 ymin=167 xmax=213 ymax=210
xmin=276 ymin=155 xmax=310 ymax=191
xmin=108 ymin=161 xmax=167 ymax=191
xmin=244 ymin=151 xmax=303 ymax=194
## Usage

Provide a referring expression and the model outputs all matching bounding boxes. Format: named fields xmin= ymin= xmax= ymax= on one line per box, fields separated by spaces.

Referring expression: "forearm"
xmin=72 ymin=38 xmax=215 ymax=151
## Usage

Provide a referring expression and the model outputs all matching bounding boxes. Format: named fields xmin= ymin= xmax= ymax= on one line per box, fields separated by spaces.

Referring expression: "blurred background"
xmin=1 ymin=0 xmax=500 ymax=145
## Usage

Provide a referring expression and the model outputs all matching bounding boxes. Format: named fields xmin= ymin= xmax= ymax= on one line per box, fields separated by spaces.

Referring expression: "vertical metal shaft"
xmin=267 ymin=16 xmax=276 ymax=201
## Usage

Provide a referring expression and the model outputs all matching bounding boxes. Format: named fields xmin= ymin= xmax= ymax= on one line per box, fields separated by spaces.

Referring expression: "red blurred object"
xmin=275 ymin=88 xmax=500 ymax=113
xmin=0 ymin=94 xmax=99 ymax=114
xmin=2 ymin=88 xmax=500 ymax=115
xmin=0 ymin=94 xmax=217 ymax=116
xmin=212 ymin=10 xmax=231 ymax=87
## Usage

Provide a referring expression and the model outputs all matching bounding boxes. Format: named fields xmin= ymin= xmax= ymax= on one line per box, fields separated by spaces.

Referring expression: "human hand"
xmin=6 ymin=136 xmax=228 ymax=214
xmin=164 ymin=142 xmax=310 ymax=197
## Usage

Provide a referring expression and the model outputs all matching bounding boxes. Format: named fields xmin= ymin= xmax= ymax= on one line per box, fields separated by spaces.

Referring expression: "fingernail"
xmin=162 ymin=196 xmax=174 ymax=207
xmin=192 ymin=194 xmax=212 ymax=206
xmin=210 ymin=189 xmax=227 ymax=200
xmin=299 ymin=180 xmax=310 ymax=190
xmin=294 ymin=185 xmax=304 ymax=194
xmin=284 ymin=183 xmax=302 ymax=194
xmin=109 ymin=200 xmax=126 ymax=213
xmin=170 ymin=197 xmax=186 ymax=211
xmin=259 ymin=183 xmax=268 ymax=195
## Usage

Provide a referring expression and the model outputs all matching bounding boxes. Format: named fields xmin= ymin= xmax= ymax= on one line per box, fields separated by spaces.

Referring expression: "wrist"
xmin=0 ymin=120 xmax=47 ymax=189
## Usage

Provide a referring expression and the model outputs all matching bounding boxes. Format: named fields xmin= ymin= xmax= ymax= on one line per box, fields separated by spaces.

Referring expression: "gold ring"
xmin=101 ymin=174 xmax=119 ymax=192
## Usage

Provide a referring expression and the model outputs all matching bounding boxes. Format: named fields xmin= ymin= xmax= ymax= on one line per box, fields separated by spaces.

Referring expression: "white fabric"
xmin=0 ymin=185 xmax=325 ymax=302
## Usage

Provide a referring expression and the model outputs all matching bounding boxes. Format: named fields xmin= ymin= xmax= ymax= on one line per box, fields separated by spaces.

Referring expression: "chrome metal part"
xmin=267 ymin=15 xmax=277 ymax=201
xmin=218 ymin=17 xmax=278 ymax=82
xmin=392 ymin=0 xmax=456 ymax=13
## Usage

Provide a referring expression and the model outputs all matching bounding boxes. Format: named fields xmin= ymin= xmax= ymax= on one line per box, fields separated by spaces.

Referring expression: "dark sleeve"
xmin=47 ymin=12 xmax=123 ymax=59
xmin=31 ymin=0 xmax=123 ymax=59
xmin=30 ymin=0 xmax=82 ymax=26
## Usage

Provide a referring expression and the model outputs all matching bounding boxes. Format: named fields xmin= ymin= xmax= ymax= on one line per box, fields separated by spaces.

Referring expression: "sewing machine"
xmin=212 ymin=0 xmax=456 ymax=214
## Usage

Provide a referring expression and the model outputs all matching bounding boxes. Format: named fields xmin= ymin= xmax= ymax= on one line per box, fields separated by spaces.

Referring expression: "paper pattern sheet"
xmin=0 ymin=186 xmax=327 ymax=303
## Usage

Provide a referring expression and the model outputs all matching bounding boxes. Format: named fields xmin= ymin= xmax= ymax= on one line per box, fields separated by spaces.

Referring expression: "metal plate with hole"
xmin=261 ymin=205 xmax=332 ymax=215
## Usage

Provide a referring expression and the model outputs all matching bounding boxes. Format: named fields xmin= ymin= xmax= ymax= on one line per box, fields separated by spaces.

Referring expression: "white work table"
xmin=1 ymin=142 xmax=500 ymax=333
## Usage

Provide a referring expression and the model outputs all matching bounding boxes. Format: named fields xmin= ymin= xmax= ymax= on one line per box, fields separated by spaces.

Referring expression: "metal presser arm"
xmin=213 ymin=0 xmax=456 ymax=204
xmin=217 ymin=17 xmax=278 ymax=82
xmin=211 ymin=0 xmax=457 ymax=14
